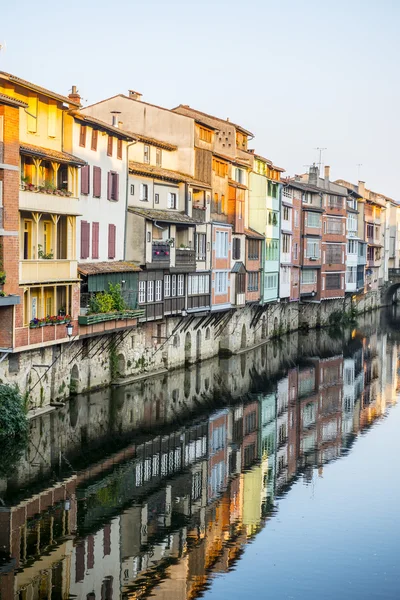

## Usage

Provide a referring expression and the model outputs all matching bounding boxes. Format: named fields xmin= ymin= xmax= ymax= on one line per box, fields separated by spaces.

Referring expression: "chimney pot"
xmin=68 ymin=85 xmax=81 ymax=107
xmin=324 ymin=165 xmax=330 ymax=180
xmin=308 ymin=164 xmax=319 ymax=187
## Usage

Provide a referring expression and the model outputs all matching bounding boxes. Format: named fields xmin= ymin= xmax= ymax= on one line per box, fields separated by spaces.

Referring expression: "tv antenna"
xmin=314 ymin=147 xmax=327 ymax=175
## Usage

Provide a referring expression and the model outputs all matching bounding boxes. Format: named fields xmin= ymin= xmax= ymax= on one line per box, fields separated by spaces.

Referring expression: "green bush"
xmin=108 ymin=283 xmax=125 ymax=311
xmin=88 ymin=283 xmax=126 ymax=314
xmin=0 ymin=385 xmax=28 ymax=476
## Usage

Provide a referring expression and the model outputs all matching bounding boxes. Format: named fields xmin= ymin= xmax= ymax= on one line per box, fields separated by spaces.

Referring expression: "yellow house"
xmin=0 ymin=72 xmax=85 ymax=331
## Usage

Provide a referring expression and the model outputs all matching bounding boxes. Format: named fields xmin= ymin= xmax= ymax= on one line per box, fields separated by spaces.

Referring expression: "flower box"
xmin=78 ymin=309 xmax=145 ymax=326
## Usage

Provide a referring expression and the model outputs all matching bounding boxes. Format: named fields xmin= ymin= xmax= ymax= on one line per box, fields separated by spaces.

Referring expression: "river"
xmin=1 ymin=308 xmax=399 ymax=599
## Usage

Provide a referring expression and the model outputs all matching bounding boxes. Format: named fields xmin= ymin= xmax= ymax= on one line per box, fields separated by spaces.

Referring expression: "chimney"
xmin=324 ymin=165 xmax=330 ymax=181
xmin=111 ymin=111 xmax=121 ymax=128
xmin=358 ymin=180 xmax=365 ymax=198
xmin=128 ymin=90 xmax=142 ymax=101
xmin=68 ymin=85 xmax=81 ymax=106
xmin=308 ymin=164 xmax=319 ymax=187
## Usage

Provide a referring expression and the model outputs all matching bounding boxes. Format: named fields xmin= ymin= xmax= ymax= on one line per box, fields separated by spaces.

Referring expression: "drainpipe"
xmin=124 ymin=140 xmax=138 ymax=260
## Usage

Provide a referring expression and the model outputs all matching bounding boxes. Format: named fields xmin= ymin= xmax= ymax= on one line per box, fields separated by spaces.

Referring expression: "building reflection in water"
xmin=0 ymin=309 xmax=399 ymax=600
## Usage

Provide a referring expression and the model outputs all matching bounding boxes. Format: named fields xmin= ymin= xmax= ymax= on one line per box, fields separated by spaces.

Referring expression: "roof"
xmin=129 ymin=161 xmax=210 ymax=188
xmin=128 ymin=207 xmax=198 ymax=225
xmin=0 ymin=71 xmax=80 ymax=107
xmin=228 ymin=178 xmax=247 ymax=191
xmin=69 ymin=111 xmax=136 ymax=141
xmin=173 ymin=104 xmax=254 ymax=137
xmin=0 ymin=92 xmax=28 ymax=108
xmin=20 ymin=142 xmax=86 ymax=166
xmin=78 ymin=261 xmax=141 ymax=276
xmin=286 ymin=179 xmax=347 ymax=197
xmin=232 ymin=261 xmax=246 ymax=273
xmin=253 ymin=153 xmax=273 ymax=166
xmin=244 ymin=227 xmax=264 ymax=240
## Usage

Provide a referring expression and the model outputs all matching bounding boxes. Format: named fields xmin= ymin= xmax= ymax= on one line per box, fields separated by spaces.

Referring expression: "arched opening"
xmin=70 ymin=364 xmax=79 ymax=396
xmin=196 ymin=329 xmax=201 ymax=361
xmin=261 ymin=317 xmax=267 ymax=339
xmin=240 ymin=353 xmax=246 ymax=378
xmin=184 ymin=368 xmax=191 ymax=398
xmin=273 ymin=316 xmax=278 ymax=333
xmin=205 ymin=327 xmax=211 ymax=340
xmin=241 ymin=324 xmax=246 ymax=349
xmin=195 ymin=363 xmax=201 ymax=394
xmin=261 ymin=345 xmax=267 ymax=368
xmin=69 ymin=396 xmax=79 ymax=428
xmin=117 ymin=353 xmax=126 ymax=377
xmin=185 ymin=332 xmax=191 ymax=364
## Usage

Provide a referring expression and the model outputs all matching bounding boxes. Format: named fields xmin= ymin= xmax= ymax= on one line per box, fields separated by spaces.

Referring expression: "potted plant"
xmin=29 ymin=318 xmax=40 ymax=329
xmin=38 ymin=245 xmax=54 ymax=260
xmin=21 ymin=175 xmax=30 ymax=190
xmin=39 ymin=318 xmax=46 ymax=327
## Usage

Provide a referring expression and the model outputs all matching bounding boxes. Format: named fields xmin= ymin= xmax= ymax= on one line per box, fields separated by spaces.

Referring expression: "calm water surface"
xmin=1 ymin=308 xmax=400 ymax=599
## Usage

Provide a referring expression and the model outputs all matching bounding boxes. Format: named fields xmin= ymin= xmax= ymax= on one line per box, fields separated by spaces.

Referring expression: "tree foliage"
xmin=0 ymin=384 xmax=28 ymax=477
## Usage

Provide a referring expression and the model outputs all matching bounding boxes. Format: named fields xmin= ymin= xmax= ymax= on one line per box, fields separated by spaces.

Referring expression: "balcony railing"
xmin=152 ymin=242 xmax=170 ymax=265
xmin=175 ymin=248 xmax=196 ymax=268
xmin=192 ymin=207 xmax=207 ymax=222
xmin=20 ymin=189 xmax=79 ymax=215
xmin=20 ymin=259 xmax=78 ymax=283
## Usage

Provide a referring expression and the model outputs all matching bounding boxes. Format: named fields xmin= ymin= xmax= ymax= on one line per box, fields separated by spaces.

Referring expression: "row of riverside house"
xmin=1 ymin=72 xmax=399 ymax=403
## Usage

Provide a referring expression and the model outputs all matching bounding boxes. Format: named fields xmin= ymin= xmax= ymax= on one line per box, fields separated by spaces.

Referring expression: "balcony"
xmin=192 ymin=207 xmax=207 ymax=222
xmin=174 ymin=248 xmax=196 ymax=271
xmin=19 ymin=189 xmax=79 ymax=216
xmin=149 ymin=242 xmax=170 ymax=269
xmin=20 ymin=259 xmax=78 ymax=284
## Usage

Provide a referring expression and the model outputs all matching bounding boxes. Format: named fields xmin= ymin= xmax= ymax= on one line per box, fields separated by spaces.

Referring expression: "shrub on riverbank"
xmin=0 ymin=384 xmax=28 ymax=477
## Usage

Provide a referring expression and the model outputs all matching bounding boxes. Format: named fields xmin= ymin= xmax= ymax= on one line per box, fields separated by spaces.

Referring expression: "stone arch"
xmin=70 ymin=364 xmax=79 ymax=396
xmin=185 ymin=332 xmax=192 ymax=363
xmin=241 ymin=324 xmax=247 ymax=349
xmin=117 ymin=353 xmax=126 ymax=377
xmin=184 ymin=368 xmax=191 ymax=398
xmin=383 ymin=283 xmax=400 ymax=306
xmin=69 ymin=396 xmax=79 ymax=428
xmin=261 ymin=345 xmax=267 ymax=368
xmin=196 ymin=329 xmax=201 ymax=361
xmin=261 ymin=317 xmax=267 ymax=339
xmin=240 ymin=353 xmax=246 ymax=378
xmin=273 ymin=316 xmax=278 ymax=333
xmin=173 ymin=334 xmax=180 ymax=348
xmin=205 ymin=327 xmax=211 ymax=340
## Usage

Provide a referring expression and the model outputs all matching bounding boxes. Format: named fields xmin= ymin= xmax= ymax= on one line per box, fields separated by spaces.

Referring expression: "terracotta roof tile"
xmin=78 ymin=261 xmax=141 ymax=275
xmin=244 ymin=227 xmax=265 ymax=240
xmin=0 ymin=71 xmax=79 ymax=106
xmin=128 ymin=207 xmax=198 ymax=225
xmin=173 ymin=105 xmax=254 ymax=137
xmin=0 ymin=93 xmax=28 ymax=108
xmin=69 ymin=111 xmax=135 ymax=141
xmin=20 ymin=142 xmax=86 ymax=166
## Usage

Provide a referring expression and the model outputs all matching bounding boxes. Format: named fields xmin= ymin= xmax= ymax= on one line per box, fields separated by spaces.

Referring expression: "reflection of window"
xmin=192 ymin=471 xmax=202 ymax=501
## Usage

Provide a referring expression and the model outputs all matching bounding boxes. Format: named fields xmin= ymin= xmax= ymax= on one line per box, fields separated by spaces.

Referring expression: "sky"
xmin=1 ymin=0 xmax=399 ymax=197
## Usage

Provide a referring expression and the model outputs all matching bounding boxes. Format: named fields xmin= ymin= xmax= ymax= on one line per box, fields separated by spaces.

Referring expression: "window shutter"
xmin=81 ymin=221 xmax=90 ymax=259
xmin=81 ymin=165 xmax=90 ymax=195
xmin=107 ymin=172 xmax=112 ymax=200
xmin=114 ymin=173 xmax=119 ymax=201
xmin=93 ymin=166 xmax=101 ymax=198
xmin=108 ymin=224 xmax=116 ymax=259
xmin=92 ymin=222 xmax=99 ymax=259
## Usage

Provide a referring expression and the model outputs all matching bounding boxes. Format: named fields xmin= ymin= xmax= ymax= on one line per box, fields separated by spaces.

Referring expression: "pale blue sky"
xmin=1 ymin=0 xmax=399 ymax=197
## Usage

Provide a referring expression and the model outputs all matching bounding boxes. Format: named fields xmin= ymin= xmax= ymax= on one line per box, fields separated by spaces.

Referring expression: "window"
xmin=235 ymin=168 xmax=244 ymax=184
xmin=346 ymin=267 xmax=357 ymax=283
xmin=265 ymin=273 xmax=278 ymax=289
xmin=282 ymin=234 xmax=290 ymax=254
xmin=155 ymin=193 xmax=159 ymax=204
xmin=248 ymin=239 xmax=259 ymax=260
xmin=107 ymin=171 xmax=119 ymax=201
xmin=212 ymin=159 xmax=228 ymax=177
xmin=326 ymin=273 xmax=341 ymax=290
xmin=23 ymin=220 xmax=32 ymax=260
xmin=326 ymin=218 xmax=343 ymax=234
xmin=293 ymin=242 xmax=298 ymax=260
xmin=188 ymin=274 xmax=210 ymax=295
xmin=107 ymin=135 xmax=113 ymax=156
xmin=199 ymin=126 xmax=212 ymax=142
xmin=168 ymin=192 xmax=177 ymax=209
xmin=81 ymin=165 xmax=90 ymax=195
xmin=367 ymin=223 xmax=374 ymax=239
xmin=266 ymin=239 xmax=279 ymax=261
xmin=47 ymin=101 xmax=57 ymax=138
xmin=283 ymin=206 xmax=290 ymax=221
xmin=282 ymin=187 xmax=293 ymax=199
xmin=144 ymin=145 xmax=150 ymax=164
xmin=247 ymin=272 xmax=259 ymax=291
xmin=215 ymin=271 xmax=228 ymax=294
xmin=164 ymin=274 xmax=171 ymax=297
xmin=367 ymin=246 xmax=374 ymax=261
xmin=80 ymin=221 xmax=90 ymax=259
xmin=91 ymin=129 xmax=98 ymax=151
xmin=301 ymin=270 xmax=317 ymax=284
xmin=79 ymin=125 xmax=87 ymax=147
xmin=108 ymin=224 xmax=116 ymax=259
xmin=306 ymin=239 xmax=319 ymax=259
xmin=93 ymin=166 xmax=101 ymax=198
xmin=347 ymin=214 xmax=357 ymax=232
xmin=196 ymin=233 xmax=206 ymax=260
xmin=117 ymin=138 xmax=123 ymax=160
xmin=326 ymin=244 xmax=342 ymax=263
xmin=307 ymin=212 xmax=321 ymax=228
xmin=92 ymin=222 xmax=99 ymax=259
xmin=155 ymin=280 xmax=162 ymax=302
xmin=171 ymin=274 xmax=177 ymax=296
xmin=156 ymin=148 xmax=162 ymax=166
xmin=216 ymin=231 xmax=228 ymax=258
xmin=177 ymin=274 xmax=184 ymax=296
xmin=232 ymin=237 xmax=241 ymax=260
xmin=140 ymin=183 xmax=148 ymax=201
xmin=147 ymin=280 xmax=154 ymax=302
xmin=294 ymin=210 xmax=299 ymax=227
xmin=328 ymin=195 xmax=343 ymax=209
xmin=130 ymin=184 xmax=135 ymax=195
xmin=268 ymin=211 xmax=278 ymax=226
